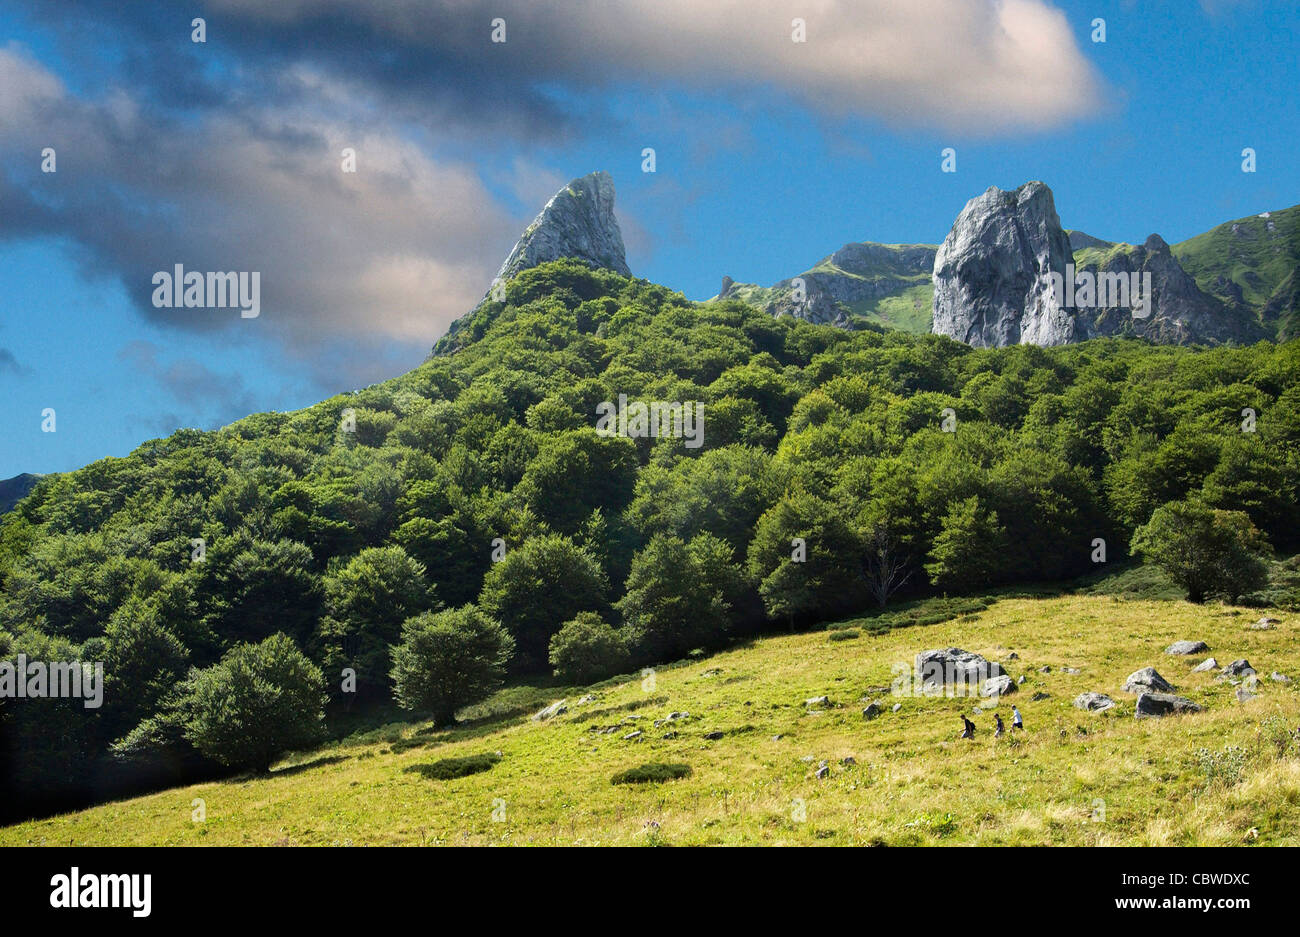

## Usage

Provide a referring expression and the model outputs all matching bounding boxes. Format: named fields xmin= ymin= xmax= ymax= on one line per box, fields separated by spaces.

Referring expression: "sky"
xmin=1 ymin=0 xmax=1297 ymax=478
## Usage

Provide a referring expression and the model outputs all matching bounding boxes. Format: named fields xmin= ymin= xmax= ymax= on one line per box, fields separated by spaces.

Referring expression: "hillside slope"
xmin=5 ymin=594 xmax=1296 ymax=846
xmin=1173 ymin=204 xmax=1300 ymax=341
xmin=716 ymin=241 xmax=937 ymax=332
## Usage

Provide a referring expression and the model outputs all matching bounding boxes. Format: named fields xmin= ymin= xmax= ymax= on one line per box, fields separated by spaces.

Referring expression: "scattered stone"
xmin=815 ymin=763 xmax=830 ymax=780
xmin=1074 ymin=692 xmax=1116 ymax=712
xmin=771 ymin=734 xmax=784 ymax=741
xmin=532 ymin=700 xmax=568 ymax=721
xmin=703 ymin=731 xmax=723 ymax=740
xmin=1039 ymin=666 xmax=1052 ymax=674
xmin=1250 ymin=617 xmax=1280 ymax=630
xmin=1017 ymin=675 xmax=1027 ymax=685
xmin=1165 ymin=640 xmax=1209 ymax=655
xmin=1235 ymin=686 xmax=1256 ymax=703
xmin=840 ymin=756 xmax=856 ymax=767
xmin=1221 ymin=659 xmax=1256 ymax=679
xmin=982 ymin=674 xmax=1017 ymax=697
xmin=622 ymin=731 xmax=643 ymax=741
xmin=576 ymin=694 xmax=597 ymax=705
xmin=1062 ymin=667 xmax=1082 ymax=675
xmin=891 ymin=703 xmax=902 ymax=713
xmin=1134 ymin=692 xmax=1202 ymax=719
xmin=661 ymin=731 xmax=678 ymax=739
xmin=862 ymin=702 xmax=882 ymax=720
xmin=1270 ymin=672 xmax=1291 ymax=684
xmin=805 ymin=696 xmax=831 ymax=708
xmin=700 ymin=668 xmax=722 ymax=677
xmin=1191 ymin=658 xmax=1219 ymax=673
xmin=1007 ymin=652 xmax=1019 ymax=660
xmin=1122 ymin=667 xmax=1174 ymax=695
xmin=1031 ymin=691 xmax=1051 ymax=702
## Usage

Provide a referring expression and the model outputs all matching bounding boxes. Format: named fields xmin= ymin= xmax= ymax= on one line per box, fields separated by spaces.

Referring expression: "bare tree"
xmin=861 ymin=522 xmax=913 ymax=608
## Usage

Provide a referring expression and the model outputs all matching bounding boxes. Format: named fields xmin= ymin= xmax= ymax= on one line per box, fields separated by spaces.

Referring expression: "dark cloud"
xmin=0 ymin=348 xmax=26 ymax=376
xmin=117 ymin=339 xmax=259 ymax=426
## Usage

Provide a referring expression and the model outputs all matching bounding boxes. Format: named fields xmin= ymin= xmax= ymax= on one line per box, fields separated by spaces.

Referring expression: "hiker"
xmin=1012 ymin=706 xmax=1024 ymax=731
xmin=994 ymin=713 xmax=1004 ymax=737
xmin=960 ymin=715 xmax=975 ymax=739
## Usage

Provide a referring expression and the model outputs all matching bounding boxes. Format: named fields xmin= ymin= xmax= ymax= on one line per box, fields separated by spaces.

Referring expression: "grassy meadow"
xmin=4 ymin=593 xmax=1297 ymax=847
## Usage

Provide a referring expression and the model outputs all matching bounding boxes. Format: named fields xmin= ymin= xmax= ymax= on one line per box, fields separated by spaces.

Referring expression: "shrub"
xmin=390 ymin=605 xmax=514 ymax=726
xmin=549 ymin=612 xmax=631 ymax=683
xmin=828 ymin=629 xmax=860 ymax=641
xmin=611 ymin=762 xmax=693 ymax=785
xmin=180 ymin=633 xmax=328 ymax=773
xmin=1195 ymin=745 xmax=1248 ymax=791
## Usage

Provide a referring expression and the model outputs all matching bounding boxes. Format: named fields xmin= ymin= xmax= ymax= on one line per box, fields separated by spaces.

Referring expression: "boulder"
xmin=1123 ymin=667 xmax=1174 ymax=694
xmin=1270 ymin=672 xmax=1292 ymax=684
xmin=1221 ymin=659 xmax=1256 ymax=678
xmin=981 ymin=674 xmax=1017 ymax=698
xmin=532 ymin=700 xmax=568 ymax=721
xmin=1191 ymin=657 xmax=1219 ymax=673
xmin=1134 ymin=692 xmax=1202 ymax=719
xmin=915 ymin=648 xmax=1006 ymax=693
xmin=1165 ymin=640 xmax=1209 ymax=655
xmin=621 ymin=731 xmax=642 ymax=741
xmin=805 ymin=695 xmax=831 ymax=708
xmin=1250 ymin=617 xmax=1280 ymax=630
xmin=862 ymin=702 xmax=882 ymax=720
xmin=1074 ymin=692 xmax=1116 ymax=712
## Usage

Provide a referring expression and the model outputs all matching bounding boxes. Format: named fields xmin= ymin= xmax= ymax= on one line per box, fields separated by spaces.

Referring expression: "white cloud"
xmin=208 ymin=0 xmax=1104 ymax=133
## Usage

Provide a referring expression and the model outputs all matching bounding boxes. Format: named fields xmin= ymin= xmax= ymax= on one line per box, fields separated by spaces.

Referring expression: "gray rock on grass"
xmin=1134 ymin=692 xmax=1202 ymax=719
xmin=1123 ymin=667 xmax=1175 ymax=694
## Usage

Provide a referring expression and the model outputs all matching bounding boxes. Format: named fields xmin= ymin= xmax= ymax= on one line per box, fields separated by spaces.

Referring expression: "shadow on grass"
xmin=270 ymin=754 xmax=351 ymax=778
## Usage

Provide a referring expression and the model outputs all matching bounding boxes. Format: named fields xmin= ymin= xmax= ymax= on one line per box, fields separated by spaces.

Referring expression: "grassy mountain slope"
xmin=4 ymin=593 xmax=1296 ymax=846
xmin=1173 ymin=204 xmax=1300 ymax=340
xmin=718 ymin=242 xmax=937 ymax=333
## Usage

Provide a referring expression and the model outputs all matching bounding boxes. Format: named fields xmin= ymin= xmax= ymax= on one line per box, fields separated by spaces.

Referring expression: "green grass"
xmin=1072 ymin=242 xmax=1136 ymax=271
xmin=847 ymin=282 xmax=935 ymax=334
xmin=4 ymin=594 xmax=1299 ymax=846
xmin=1172 ymin=203 xmax=1300 ymax=338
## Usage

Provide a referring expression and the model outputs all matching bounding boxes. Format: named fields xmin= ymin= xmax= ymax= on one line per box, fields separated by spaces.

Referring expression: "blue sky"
xmin=1 ymin=0 xmax=1297 ymax=478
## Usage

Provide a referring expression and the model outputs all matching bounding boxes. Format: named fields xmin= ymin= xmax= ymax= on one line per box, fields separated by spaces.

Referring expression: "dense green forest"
xmin=3 ymin=259 xmax=1298 ymax=817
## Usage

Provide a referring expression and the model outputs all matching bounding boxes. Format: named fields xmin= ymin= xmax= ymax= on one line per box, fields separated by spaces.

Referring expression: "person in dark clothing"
xmin=994 ymin=713 xmax=1005 ymax=737
xmin=960 ymin=715 xmax=976 ymax=739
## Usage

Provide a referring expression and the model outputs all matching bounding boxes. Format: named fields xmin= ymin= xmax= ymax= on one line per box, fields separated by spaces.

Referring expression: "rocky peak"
xmin=931 ymin=181 xmax=1077 ymax=347
xmin=493 ymin=171 xmax=630 ymax=285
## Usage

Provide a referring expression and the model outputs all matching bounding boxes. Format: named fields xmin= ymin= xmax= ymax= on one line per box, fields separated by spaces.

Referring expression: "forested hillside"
xmin=3 ymin=259 xmax=1298 ymax=819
